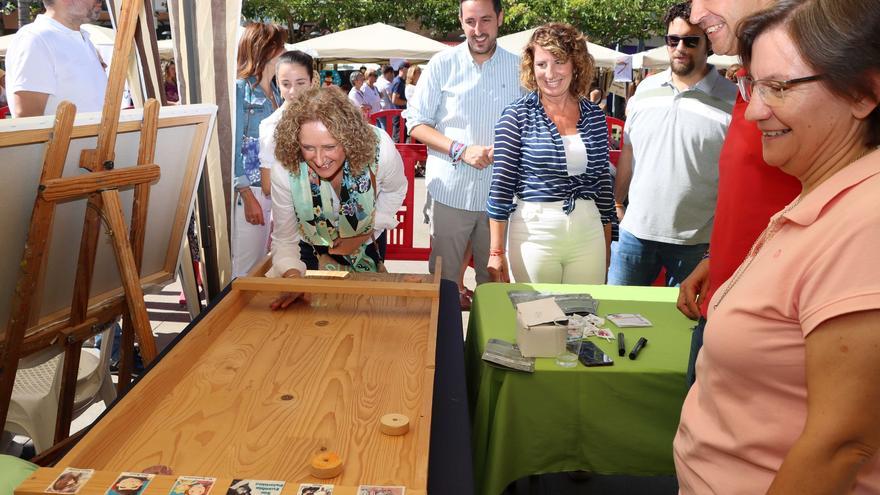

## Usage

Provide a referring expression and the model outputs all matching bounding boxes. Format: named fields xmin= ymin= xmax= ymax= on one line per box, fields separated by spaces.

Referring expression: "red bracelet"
xmin=489 ymin=249 xmax=505 ymax=257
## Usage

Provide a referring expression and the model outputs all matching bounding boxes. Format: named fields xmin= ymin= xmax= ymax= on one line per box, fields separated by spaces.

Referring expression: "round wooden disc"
xmin=309 ymin=451 xmax=343 ymax=479
xmin=379 ymin=413 xmax=410 ymax=436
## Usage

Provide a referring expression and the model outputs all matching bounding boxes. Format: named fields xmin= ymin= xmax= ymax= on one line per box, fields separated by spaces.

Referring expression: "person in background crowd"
xmin=675 ymin=1 xmax=880 ymax=492
xmin=5 ymin=0 xmax=105 ymax=117
xmin=268 ymin=87 xmax=407 ymax=309
xmin=358 ymin=65 xmax=368 ymax=75
xmin=609 ymin=2 xmax=736 ymax=287
xmin=259 ymin=50 xmax=315 ymax=197
xmin=389 ymin=61 xmax=410 ymax=142
xmin=162 ymin=60 xmax=179 ymax=104
xmin=589 ymin=87 xmax=608 ymax=114
xmin=404 ymin=65 xmax=421 ymax=102
xmin=348 ymin=71 xmax=371 ymax=116
xmin=376 ymin=64 xmax=395 ymax=109
xmin=322 ymin=72 xmax=336 ymax=87
xmin=362 ymin=70 xmax=383 ymax=119
xmin=724 ymin=63 xmax=743 ymax=82
xmin=0 ymin=68 xmax=8 ymax=109
xmin=231 ymin=22 xmax=286 ymax=278
xmin=405 ymin=0 xmax=522 ymax=309
xmin=487 ymin=22 xmax=613 ymax=284
xmin=678 ymin=0 xmax=804 ymax=387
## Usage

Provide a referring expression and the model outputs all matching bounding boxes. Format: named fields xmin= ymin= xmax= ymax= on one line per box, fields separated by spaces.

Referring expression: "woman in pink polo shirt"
xmin=673 ymin=0 xmax=880 ymax=493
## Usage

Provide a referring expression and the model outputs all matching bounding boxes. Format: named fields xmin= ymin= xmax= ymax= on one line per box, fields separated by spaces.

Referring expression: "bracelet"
xmin=452 ymin=142 xmax=467 ymax=164
xmin=614 ymin=202 xmax=625 ymax=209
xmin=702 ymin=250 xmax=710 ymax=260
xmin=489 ymin=248 xmax=506 ymax=257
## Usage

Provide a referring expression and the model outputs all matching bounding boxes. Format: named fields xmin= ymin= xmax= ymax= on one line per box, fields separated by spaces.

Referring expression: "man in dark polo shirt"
xmin=678 ymin=0 xmax=801 ymax=386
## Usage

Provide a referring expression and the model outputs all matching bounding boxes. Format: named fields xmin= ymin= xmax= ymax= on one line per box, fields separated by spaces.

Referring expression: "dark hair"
xmin=521 ymin=23 xmax=594 ymax=99
xmin=663 ymin=2 xmax=711 ymax=49
xmin=237 ymin=22 xmax=287 ymax=84
xmin=662 ymin=2 xmax=693 ymax=27
xmin=382 ymin=65 xmax=394 ymax=75
xmin=738 ymin=0 xmax=880 ymax=146
xmin=276 ymin=50 xmax=314 ymax=82
xmin=459 ymin=0 xmax=503 ymax=16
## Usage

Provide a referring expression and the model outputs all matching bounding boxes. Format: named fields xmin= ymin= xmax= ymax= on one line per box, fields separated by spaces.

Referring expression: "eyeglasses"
xmin=737 ymin=74 xmax=823 ymax=107
xmin=664 ymin=35 xmax=702 ymax=49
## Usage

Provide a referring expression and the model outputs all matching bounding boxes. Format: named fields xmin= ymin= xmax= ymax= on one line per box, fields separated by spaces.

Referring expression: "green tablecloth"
xmin=0 ymin=454 xmax=37 ymax=495
xmin=466 ymin=283 xmax=694 ymax=495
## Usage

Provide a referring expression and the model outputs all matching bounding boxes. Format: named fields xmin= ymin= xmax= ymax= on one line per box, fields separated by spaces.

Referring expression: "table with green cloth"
xmin=466 ymin=283 xmax=695 ymax=495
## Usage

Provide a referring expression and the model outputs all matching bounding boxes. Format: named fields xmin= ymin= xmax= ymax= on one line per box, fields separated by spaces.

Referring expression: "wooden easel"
xmin=0 ymin=0 xmax=161 ymax=450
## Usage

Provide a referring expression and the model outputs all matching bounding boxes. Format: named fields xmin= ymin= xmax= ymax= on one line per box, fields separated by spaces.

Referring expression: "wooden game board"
xmin=15 ymin=273 xmax=442 ymax=495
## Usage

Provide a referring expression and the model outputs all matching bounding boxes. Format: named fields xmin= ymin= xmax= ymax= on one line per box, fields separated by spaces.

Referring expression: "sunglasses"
xmin=665 ymin=35 xmax=702 ymax=49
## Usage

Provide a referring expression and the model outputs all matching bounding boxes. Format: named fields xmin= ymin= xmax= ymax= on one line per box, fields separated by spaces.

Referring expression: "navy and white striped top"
xmin=487 ymin=91 xmax=614 ymax=223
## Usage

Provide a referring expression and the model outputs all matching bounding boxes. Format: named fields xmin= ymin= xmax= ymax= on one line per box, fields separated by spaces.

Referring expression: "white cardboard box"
xmin=514 ymin=299 xmax=567 ymax=358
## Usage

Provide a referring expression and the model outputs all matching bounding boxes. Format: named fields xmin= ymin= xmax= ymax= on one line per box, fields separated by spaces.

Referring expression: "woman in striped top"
xmin=487 ymin=23 xmax=614 ymax=284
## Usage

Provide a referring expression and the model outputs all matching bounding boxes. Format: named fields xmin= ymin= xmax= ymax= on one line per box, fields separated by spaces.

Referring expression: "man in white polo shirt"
xmin=5 ymin=0 xmax=106 ymax=117
xmin=609 ymin=2 xmax=736 ymax=287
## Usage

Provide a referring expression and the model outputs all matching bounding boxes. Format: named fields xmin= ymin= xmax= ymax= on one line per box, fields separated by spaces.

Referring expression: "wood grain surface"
xmin=50 ymin=275 xmax=440 ymax=491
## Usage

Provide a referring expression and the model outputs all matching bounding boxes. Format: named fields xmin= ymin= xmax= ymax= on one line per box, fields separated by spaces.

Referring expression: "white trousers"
xmin=231 ymin=186 xmax=272 ymax=278
xmin=507 ymin=199 xmax=606 ymax=284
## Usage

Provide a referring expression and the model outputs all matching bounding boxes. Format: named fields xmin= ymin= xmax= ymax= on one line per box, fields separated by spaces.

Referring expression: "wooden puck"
xmin=379 ymin=413 xmax=410 ymax=436
xmin=309 ymin=451 xmax=343 ymax=479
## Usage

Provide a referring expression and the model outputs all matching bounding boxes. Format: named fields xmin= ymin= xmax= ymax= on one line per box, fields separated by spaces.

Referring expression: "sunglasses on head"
xmin=665 ymin=35 xmax=702 ymax=49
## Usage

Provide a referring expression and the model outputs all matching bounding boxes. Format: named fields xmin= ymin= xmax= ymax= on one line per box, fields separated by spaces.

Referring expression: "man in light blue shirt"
xmin=405 ymin=0 xmax=521 ymax=302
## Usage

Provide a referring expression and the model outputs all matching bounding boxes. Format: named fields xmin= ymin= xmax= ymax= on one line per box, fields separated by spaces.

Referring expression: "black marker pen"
xmin=618 ymin=333 xmax=626 ymax=357
xmin=629 ymin=337 xmax=648 ymax=360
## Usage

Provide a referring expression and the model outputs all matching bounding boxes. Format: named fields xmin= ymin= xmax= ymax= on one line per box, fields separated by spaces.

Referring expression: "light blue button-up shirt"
xmin=404 ymin=42 xmax=523 ymax=211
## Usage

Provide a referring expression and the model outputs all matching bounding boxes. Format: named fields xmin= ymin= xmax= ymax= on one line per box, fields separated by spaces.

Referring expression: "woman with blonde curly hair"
xmin=268 ymin=87 xmax=407 ymax=309
xmin=487 ymin=22 xmax=614 ymax=284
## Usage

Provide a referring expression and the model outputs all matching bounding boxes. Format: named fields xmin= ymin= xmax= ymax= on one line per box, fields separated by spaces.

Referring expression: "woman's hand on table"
xmin=270 ymin=269 xmax=307 ymax=310
xmin=328 ymin=233 xmax=372 ymax=256
xmin=487 ymin=253 xmax=510 ymax=283
xmin=677 ymin=258 xmax=709 ymax=320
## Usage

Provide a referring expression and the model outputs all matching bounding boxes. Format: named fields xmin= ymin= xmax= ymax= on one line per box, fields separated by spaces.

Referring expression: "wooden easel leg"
xmin=54 ymin=339 xmax=84 ymax=444
xmin=101 ymin=190 xmax=158 ymax=363
xmin=70 ymin=193 xmax=105 ymax=325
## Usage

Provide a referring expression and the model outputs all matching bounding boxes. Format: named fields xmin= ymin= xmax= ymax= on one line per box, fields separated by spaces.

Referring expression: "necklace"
xmin=712 ymin=146 xmax=876 ymax=310
xmin=712 ymin=195 xmax=802 ymax=310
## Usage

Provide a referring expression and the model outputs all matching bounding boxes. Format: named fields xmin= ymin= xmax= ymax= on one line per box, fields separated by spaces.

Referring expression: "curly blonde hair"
xmin=520 ymin=23 xmax=595 ymax=99
xmin=274 ymin=87 xmax=378 ymax=176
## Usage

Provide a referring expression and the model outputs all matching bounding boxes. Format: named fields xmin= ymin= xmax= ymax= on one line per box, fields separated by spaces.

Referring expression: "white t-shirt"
xmin=362 ymin=84 xmax=382 ymax=114
xmin=5 ymin=15 xmax=107 ymax=116
xmin=375 ymin=76 xmax=393 ymax=109
xmin=562 ymin=133 xmax=588 ymax=176
xmin=258 ymin=104 xmax=286 ymax=170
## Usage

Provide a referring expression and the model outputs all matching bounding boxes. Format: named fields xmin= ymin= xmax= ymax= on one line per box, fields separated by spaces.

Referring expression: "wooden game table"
xmin=15 ymin=273 xmax=474 ymax=495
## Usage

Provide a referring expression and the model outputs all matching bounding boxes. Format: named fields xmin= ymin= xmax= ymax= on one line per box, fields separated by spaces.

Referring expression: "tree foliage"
xmin=242 ymin=0 xmax=680 ymax=46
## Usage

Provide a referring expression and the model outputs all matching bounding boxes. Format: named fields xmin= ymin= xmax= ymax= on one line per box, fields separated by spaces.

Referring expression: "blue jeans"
xmin=687 ymin=317 xmax=706 ymax=389
xmin=607 ymin=228 xmax=707 ymax=287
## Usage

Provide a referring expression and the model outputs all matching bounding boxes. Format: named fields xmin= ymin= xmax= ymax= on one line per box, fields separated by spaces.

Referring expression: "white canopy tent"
xmin=0 ymin=23 xmax=173 ymax=59
xmin=632 ymin=45 xmax=740 ymax=70
xmin=496 ymin=28 xmax=628 ymax=69
xmin=287 ymin=22 xmax=451 ymax=63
